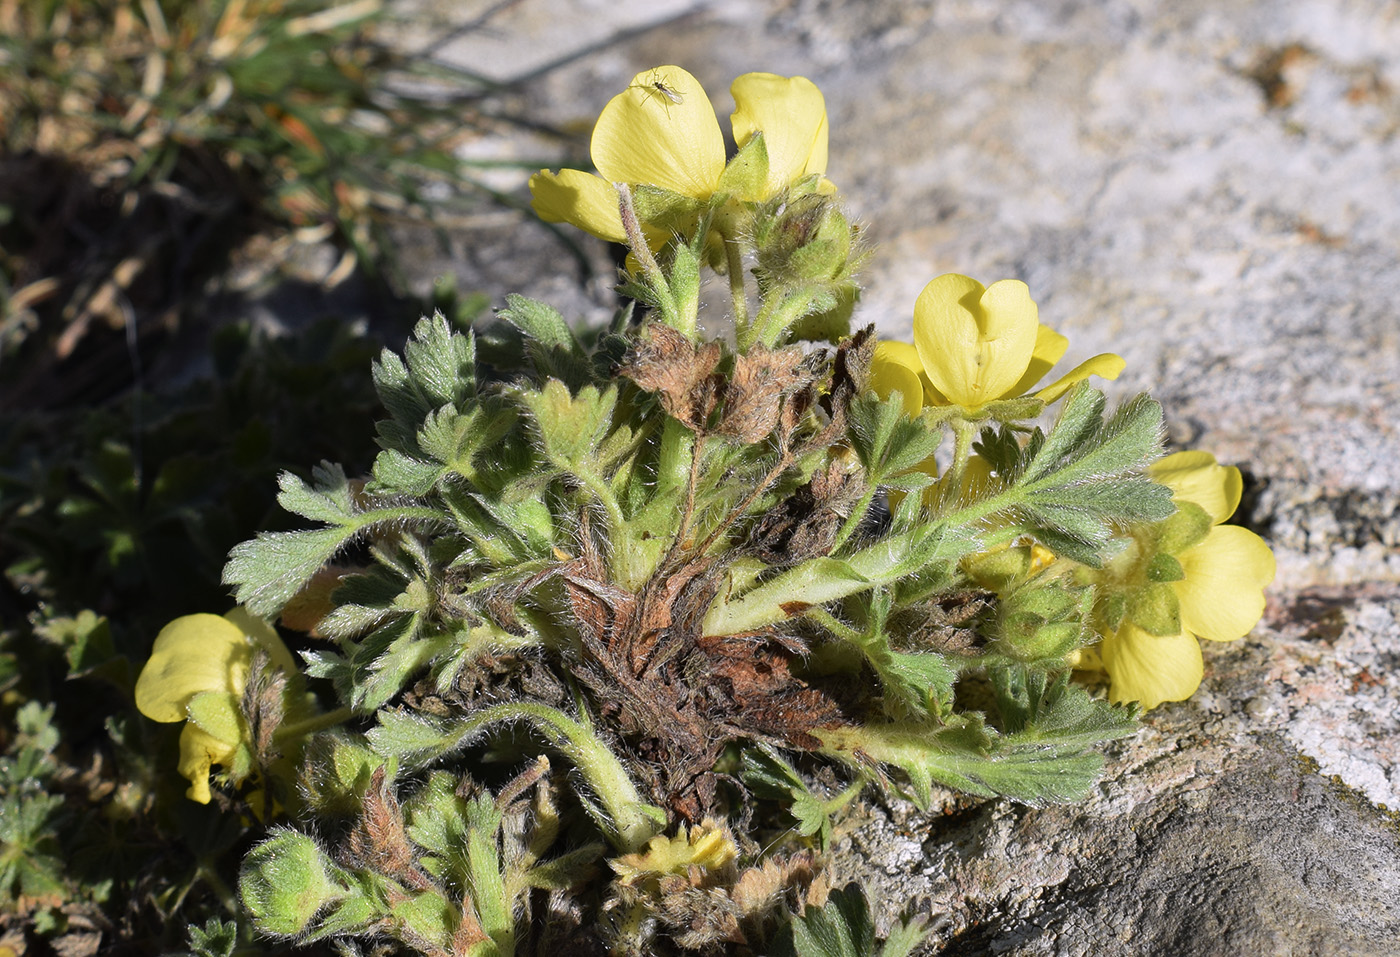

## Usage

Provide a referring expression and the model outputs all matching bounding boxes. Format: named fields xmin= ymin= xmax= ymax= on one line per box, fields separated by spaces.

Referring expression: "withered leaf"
xmin=730 ymin=849 xmax=828 ymax=919
xmin=830 ymin=324 xmax=876 ymax=402
xmin=716 ymin=346 xmax=822 ymax=444
xmin=342 ymin=766 xmax=428 ymax=889
xmin=618 ymin=324 xmax=723 ymax=432
xmin=749 ymin=457 xmax=867 ymax=562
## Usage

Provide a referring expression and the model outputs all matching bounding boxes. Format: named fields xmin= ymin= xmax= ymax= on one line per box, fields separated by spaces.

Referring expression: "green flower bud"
xmin=754 ymin=194 xmax=857 ymax=285
xmin=240 ymin=830 xmax=346 ymax=937
xmin=300 ymin=731 xmax=396 ymax=818
xmin=991 ymin=579 xmax=1092 ymax=662
xmin=963 ymin=545 xmax=1034 ymax=592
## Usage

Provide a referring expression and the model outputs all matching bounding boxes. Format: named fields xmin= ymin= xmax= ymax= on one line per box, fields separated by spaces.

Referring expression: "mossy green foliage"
xmin=0 ymin=318 xmax=388 ymax=953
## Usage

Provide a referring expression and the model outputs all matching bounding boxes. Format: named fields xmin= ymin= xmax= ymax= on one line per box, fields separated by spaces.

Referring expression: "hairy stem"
xmin=726 ymin=238 xmax=750 ymax=345
xmin=273 ymin=706 xmax=355 ymax=743
xmin=941 ymin=416 xmax=978 ymax=507
xmin=617 ymin=183 xmax=678 ymax=332
xmin=695 ymin=447 xmax=795 ymax=558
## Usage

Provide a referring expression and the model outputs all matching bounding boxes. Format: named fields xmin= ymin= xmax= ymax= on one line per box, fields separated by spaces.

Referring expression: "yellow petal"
xmin=1031 ymin=352 xmax=1126 ymax=404
xmin=178 ymin=722 xmax=239 ymax=804
xmin=225 ymin=607 xmax=298 ymax=675
xmin=1006 ymin=324 xmax=1069 ymax=397
xmin=1175 ymin=525 xmax=1275 ymax=642
xmin=1149 ymin=451 xmax=1243 ymax=525
xmin=870 ymin=341 xmax=925 ymax=418
xmin=913 ymin=275 xmax=1039 ymax=408
xmin=529 ymin=169 xmax=628 ymax=243
xmin=1100 ymin=623 xmax=1203 ymax=710
xmin=135 ymin=614 xmax=252 ymax=723
xmin=730 ymin=72 xmax=829 ymax=199
xmin=591 ymin=66 xmax=726 ymax=199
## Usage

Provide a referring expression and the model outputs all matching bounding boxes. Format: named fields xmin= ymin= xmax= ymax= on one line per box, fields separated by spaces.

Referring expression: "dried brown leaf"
xmin=749 ymin=456 xmax=867 ymax=562
xmin=716 ymin=346 xmax=819 ymax=444
xmin=342 ymin=766 xmax=431 ymax=890
xmin=618 ymin=324 xmax=722 ymax=432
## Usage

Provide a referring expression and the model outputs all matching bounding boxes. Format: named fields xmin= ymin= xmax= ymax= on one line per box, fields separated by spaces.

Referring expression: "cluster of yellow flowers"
xmin=526 ymin=64 xmax=1274 ymax=711
xmin=863 ymin=274 xmax=1274 ymax=709
xmin=529 ymin=65 xmax=830 ymax=250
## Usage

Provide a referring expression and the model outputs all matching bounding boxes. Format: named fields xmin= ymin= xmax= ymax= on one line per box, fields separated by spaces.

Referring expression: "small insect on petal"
xmin=631 ymin=69 xmax=686 ymax=114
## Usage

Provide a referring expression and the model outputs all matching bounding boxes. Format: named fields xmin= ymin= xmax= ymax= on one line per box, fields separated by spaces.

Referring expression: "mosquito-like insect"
xmin=632 ymin=71 xmax=686 ymax=115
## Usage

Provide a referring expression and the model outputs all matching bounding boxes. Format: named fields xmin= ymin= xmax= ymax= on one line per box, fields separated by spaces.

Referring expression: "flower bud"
xmin=300 ymin=731 xmax=396 ymax=818
xmin=240 ymin=830 xmax=347 ymax=936
xmin=754 ymin=194 xmax=857 ymax=285
xmin=990 ymin=579 xmax=1092 ymax=662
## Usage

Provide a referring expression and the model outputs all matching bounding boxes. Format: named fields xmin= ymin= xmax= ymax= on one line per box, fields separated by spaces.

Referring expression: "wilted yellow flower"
xmin=135 ymin=609 xmax=294 ymax=803
xmin=610 ymin=819 xmax=739 ymax=886
xmin=1091 ymin=451 xmax=1276 ymax=709
xmin=871 ymin=275 xmax=1124 ymax=412
xmin=529 ymin=66 xmax=830 ymax=245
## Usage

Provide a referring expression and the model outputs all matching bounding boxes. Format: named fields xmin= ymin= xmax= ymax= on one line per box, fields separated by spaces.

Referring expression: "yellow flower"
xmin=872 ymin=274 xmax=1125 ymax=412
xmin=1094 ymin=451 xmax=1276 ymax=709
xmin=135 ymin=609 xmax=294 ymax=803
xmin=529 ymin=66 xmax=830 ymax=244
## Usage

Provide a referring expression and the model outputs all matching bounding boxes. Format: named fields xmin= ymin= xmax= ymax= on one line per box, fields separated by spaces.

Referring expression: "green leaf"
xmin=775 ymin=884 xmax=876 ymax=957
xmin=369 ymin=702 xmax=660 ymax=852
xmin=369 ymin=448 xmax=442 ymax=497
xmin=373 ymin=315 xmax=476 ymax=444
xmin=225 ymin=527 xmax=358 ymax=619
xmin=498 ymin=294 xmax=575 ymax=351
xmin=315 ymin=565 xmax=412 ymax=640
xmin=404 ymin=772 xmax=470 ymax=862
xmin=961 ymin=385 xmax=1174 ymax=566
xmin=390 ymin=891 xmax=457 ymax=953
xmin=878 ymin=916 xmax=933 ymax=957
xmin=516 ymin=380 xmax=619 ymax=472
xmin=185 ymin=918 xmax=239 ymax=957
xmin=276 ymin=461 xmax=356 ymax=524
xmin=34 ymin=610 xmax=128 ymax=688
xmin=741 ymin=745 xmax=835 ymax=849
xmin=876 ymin=650 xmax=958 ymax=715
xmin=989 ymin=667 xmax=1139 ymax=749
xmin=463 ymin=794 xmax=514 ymax=956
xmin=224 ymin=468 xmax=445 ymax=618
xmin=846 ymin=395 xmax=941 ymax=483
xmin=831 ymin=590 xmax=957 ymax=717
xmin=816 ymin=697 xmax=1130 ymax=808
xmin=348 ymin=615 xmax=453 ymax=713
xmin=499 ymin=294 xmax=593 ymax=387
